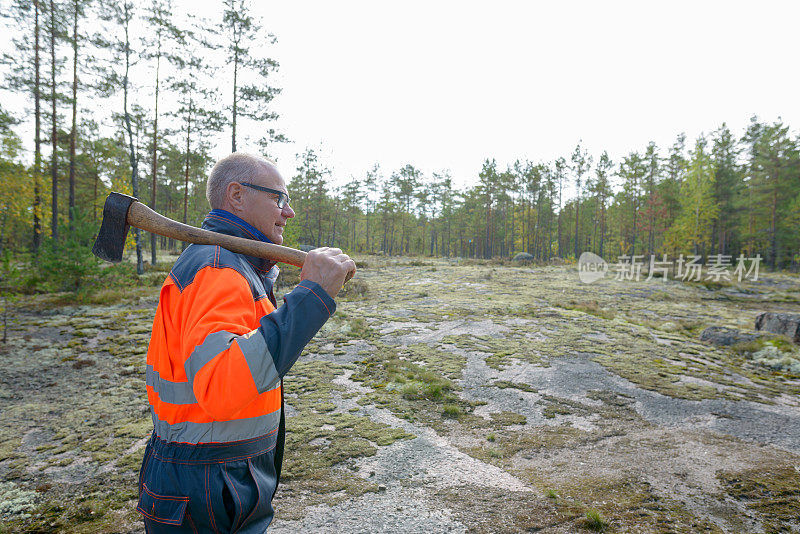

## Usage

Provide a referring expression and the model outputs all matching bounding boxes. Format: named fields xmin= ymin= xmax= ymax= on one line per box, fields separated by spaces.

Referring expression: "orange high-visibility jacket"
xmin=145 ymin=209 xmax=335 ymax=445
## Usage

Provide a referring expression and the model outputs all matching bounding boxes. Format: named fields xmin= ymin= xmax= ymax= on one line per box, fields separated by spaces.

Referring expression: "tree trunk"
xmin=49 ymin=0 xmax=58 ymax=241
xmin=33 ymin=0 xmax=42 ymax=252
xmin=231 ymin=42 xmax=238 ymax=152
xmin=183 ymin=94 xmax=192 ymax=225
xmin=599 ymin=199 xmax=606 ymax=258
xmin=557 ymin=179 xmax=563 ymax=257
xmin=770 ymin=176 xmax=778 ymax=269
xmin=573 ymin=197 xmax=580 ymax=259
xmin=150 ymin=43 xmax=161 ymax=266
xmin=68 ymin=0 xmax=78 ymax=229
xmin=123 ymin=4 xmax=143 ymax=274
xmin=93 ymin=166 xmax=98 ymax=221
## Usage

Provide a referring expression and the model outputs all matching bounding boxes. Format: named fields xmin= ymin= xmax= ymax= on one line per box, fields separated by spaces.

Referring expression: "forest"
xmin=1 ymin=0 xmax=799 ymax=296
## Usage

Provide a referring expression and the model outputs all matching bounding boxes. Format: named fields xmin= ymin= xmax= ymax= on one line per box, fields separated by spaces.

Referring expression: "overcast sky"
xmin=3 ymin=0 xmax=799 ymax=193
xmin=233 ymin=0 xmax=800 ymax=189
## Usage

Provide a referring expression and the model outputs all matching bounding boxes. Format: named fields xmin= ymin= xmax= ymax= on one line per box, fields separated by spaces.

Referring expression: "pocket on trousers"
xmin=137 ymin=482 xmax=189 ymax=526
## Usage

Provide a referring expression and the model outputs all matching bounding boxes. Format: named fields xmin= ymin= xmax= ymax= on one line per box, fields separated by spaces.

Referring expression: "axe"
xmin=92 ymin=193 xmax=350 ymax=279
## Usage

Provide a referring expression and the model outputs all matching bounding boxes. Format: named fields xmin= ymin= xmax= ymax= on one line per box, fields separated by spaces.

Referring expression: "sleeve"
xmin=178 ymin=266 xmax=335 ymax=420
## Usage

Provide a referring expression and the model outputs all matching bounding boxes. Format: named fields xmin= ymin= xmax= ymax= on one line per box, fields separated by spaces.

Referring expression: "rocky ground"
xmin=1 ymin=257 xmax=799 ymax=533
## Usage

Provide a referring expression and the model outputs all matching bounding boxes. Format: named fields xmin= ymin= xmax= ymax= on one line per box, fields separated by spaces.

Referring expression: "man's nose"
xmin=283 ymin=203 xmax=295 ymax=218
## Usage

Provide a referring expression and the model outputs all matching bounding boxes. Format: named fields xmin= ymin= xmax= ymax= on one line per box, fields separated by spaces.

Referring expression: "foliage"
xmin=37 ymin=210 xmax=101 ymax=292
xmin=663 ymin=137 xmax=720 ymax=255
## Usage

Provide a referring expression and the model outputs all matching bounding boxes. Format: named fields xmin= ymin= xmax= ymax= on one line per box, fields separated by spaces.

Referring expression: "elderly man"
xmin=137 ymin=152 xmax=354 ymax=532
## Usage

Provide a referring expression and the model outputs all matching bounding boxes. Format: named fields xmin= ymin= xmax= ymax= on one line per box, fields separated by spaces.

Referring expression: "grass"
xmin=442 ymin=404 xmax=462 ymax=418
xmin=585 ymin=509 xmax=609 ymax=531
xmin=347 ymin=317 xmax=374 ymax=339
xmin=562 ymin=299 xmax=616 ymax=320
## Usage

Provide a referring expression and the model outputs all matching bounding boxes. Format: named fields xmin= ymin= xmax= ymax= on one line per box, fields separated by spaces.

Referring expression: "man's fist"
xmin=300 ymin=247 xmax=356 ymax=299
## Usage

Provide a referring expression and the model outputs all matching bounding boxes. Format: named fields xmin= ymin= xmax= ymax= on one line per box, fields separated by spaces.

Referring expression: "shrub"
xmin=37 ymin=210 xmax=101 ymax=292
xmin=340 ymin=277 xmax=368 ymax=300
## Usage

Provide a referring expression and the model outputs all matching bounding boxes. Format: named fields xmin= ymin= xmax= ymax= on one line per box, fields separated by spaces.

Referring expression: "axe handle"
xmin=127 ymin=201 xmax=308 ymax=268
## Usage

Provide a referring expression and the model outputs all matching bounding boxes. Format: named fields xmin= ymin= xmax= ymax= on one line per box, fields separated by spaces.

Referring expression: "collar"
xmin=202 ymin=209 xmax=277 ymax=273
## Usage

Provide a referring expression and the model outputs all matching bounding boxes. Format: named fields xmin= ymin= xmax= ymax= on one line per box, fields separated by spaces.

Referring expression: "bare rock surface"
xmin=755 ymin=311 xmax=800 ymax=343
xmin=700 ymin=326 xmax=762 ymax=346
xmin=3 ymin=259 xmax=800 ymax=532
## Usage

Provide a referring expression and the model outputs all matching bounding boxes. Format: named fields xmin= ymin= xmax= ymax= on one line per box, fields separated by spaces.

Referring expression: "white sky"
xmin=247 ymin=0 xmax=800 ymax=189
xmin=3 ymin=0 xmax=799 ymax=193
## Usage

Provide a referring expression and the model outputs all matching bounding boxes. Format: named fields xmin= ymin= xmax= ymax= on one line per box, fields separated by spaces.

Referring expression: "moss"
xmin=719 ymin=466 xmax=800 ymax=532
xmin=403 ymin=343 xmax=467 ymax=380
xmin=441 ymin=333 xmax=545 ymax=370
xmin=430 ymin=484 xmax=583 ymax=533
xmin=443 ymin=404 xmax=462 ymax=418
xmin=557 ymin=476 xmax=722 ymax=533
xmin=350 ymin=342 xmax=482 ymax=432
xmin=561 ymin=299 xmax=616 ymax=320
xmin=493 ymin=380 xmax=537 ymax=393
xmin=489 ymin=411 xmax=526 ymax=426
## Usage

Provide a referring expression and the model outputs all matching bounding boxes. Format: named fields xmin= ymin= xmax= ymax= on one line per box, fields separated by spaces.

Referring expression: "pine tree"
xmin=96 ymin=0 xmax=144 ymax=274
xmin=168 ymin=22 xmax=224 ymax=229
xmin=0 ymin=106 xmax=31 ymax=254
xmin=661 ymin=133 xmax=687 ymax=234
xmin=66 ymin=0 xmax=90 ymax=230
xmin=221 ymin=0 xmax=281 ymax=152
xmin=393 ymin=164 xmax=419 ymax=255
xmin=710 ymin=123 xmax=742 ymax=256
xmin=45 ymin=0 xmax=67 ymax=241
xmin=743 ymin=118 xmax=799 ymax=268
xmin=663 ymin=137 xmax=719 ymax=256
xmin=570 ymin=142 xmax=591 ymax=259
xmin=2 ymin=0 xmax=45 ymax=251
xmin=618 ymin=151 xmax=645 ymax=255
xmin=641 ymin=142 xmax=661 ymax=256
xmin=142 ymin=0 xmax=184 ymax=264
xmin=592 ymin=151 xmax=613 ymax=257
xmin=362 ymin=164 xmax=380 ymax=253
xmin=553 ymin=157 xmax=566 ymax=257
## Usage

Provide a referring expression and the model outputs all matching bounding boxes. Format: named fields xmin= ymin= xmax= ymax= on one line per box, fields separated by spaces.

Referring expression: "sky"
xmin=243 ymin=0 xmax=800 ymax=189
xmin=2 ymin=0 xmax=799 ymax=193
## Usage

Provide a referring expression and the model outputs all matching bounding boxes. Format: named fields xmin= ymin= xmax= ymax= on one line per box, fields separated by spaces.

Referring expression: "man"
xmin=137 ymin=152 xmax=354 ymax=532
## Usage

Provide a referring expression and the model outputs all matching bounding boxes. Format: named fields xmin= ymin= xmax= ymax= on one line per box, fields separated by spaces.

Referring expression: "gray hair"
xmin=206 ymin=152 xmax=277 ymax=209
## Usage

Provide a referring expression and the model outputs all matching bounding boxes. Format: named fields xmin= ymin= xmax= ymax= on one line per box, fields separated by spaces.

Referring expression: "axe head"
xmin=92 ymin=192 xmax=138 ymax=263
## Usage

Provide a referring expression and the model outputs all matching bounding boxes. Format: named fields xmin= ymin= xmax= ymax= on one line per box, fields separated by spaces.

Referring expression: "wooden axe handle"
xmin=127 ymin=201 xmax=308 ymax=268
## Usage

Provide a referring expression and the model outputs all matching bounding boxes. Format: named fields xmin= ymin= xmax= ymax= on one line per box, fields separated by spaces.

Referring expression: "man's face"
xmin=240 ymin=165 xmax=295 ymax=245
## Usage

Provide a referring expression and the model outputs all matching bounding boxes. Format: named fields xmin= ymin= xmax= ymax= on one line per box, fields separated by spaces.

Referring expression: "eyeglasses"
xmin=240 ymin=182 xmax=291 ymax=209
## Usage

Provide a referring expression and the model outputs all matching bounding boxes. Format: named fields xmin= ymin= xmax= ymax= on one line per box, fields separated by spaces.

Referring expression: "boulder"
xmin=699 ymin=326 xmax=761 ymax=347
xmin=512 ymin=252 xmax=535 ymax=262
xmin=298 ymin=244 xmax=316 ymax=252
xmin=755 ymin=312 xmax=800 ymax=344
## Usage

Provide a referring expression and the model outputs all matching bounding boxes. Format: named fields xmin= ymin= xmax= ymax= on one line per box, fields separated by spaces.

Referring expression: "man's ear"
xmin=226 ymin=182 xmax=246 ymax=214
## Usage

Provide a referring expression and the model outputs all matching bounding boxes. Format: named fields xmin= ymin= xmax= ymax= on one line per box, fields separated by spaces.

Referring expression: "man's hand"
xmin=300 ymin=247 xmax=356 ymax=299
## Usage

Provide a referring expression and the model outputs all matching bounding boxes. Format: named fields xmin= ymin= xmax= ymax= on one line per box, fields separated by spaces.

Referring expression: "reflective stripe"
xmin=146 ymin=365 xmax=197 ymax=405
xmin=237 ymin=330 xmax=280 ymax=394
xmin=147 ymin=385 xmax=281 ymax=425
xmin=184 ymin=330 xmax=236 ymax=382
xmin=184 ymin=329 xmax=279 ymax=395
xmin=152 ymin=409 xmax=282 ymax=444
